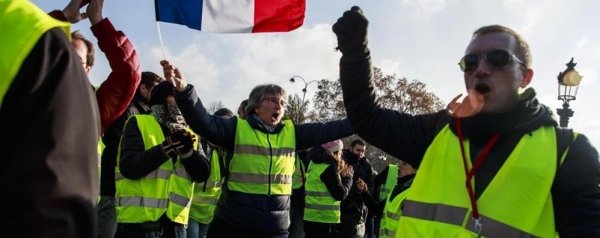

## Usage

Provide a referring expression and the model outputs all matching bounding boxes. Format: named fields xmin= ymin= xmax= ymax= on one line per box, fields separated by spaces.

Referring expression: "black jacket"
xmin=362 ymin=174 xmax=415 ymax=217
xmin=341 ymin=149 xmax=374 ymax=215
xmin=174 ymin=85 xmax=354 ymax=234
xmin=0 ymin=28 xmax=99 ymax=237
xmin=339 ymin=46 xmax=600 ymax=237
xmin=308 ymin=146 xmax=353 ymax=201
xmin=119 ymin=116 xmax=210 ymax=183
xmin=100 ymin=97 xmax=150 ymax=196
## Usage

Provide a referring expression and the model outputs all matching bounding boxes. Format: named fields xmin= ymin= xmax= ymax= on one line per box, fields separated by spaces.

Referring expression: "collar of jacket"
xmin=396 ymin=173 xmax=416 ymax=189
xmin=133 ymin=98 xmax=151 ymax=114
xmin=449 ymin=88 xmax=557 ymax=142
xmin=246 ymin=114 xmax=285 ymax=134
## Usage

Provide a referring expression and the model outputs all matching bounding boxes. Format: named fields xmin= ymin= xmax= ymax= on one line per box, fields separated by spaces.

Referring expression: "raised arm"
xmin=294 ymin=118 xmax=354 ymax=150
xmin=332 ymin=6 xmax=447 ymax=167
xmin=89 ymin=0 xmax=140 ymax=133
xmin=161 ymin=60 xmax=237 ymax=149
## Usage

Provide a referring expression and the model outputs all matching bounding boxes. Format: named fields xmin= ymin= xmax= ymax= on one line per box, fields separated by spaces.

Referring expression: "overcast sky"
xmin=33 ymin=0 xmax=600 ymax=149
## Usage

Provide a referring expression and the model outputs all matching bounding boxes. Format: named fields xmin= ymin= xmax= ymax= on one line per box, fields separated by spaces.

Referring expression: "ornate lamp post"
xmin=289 ymin=75 xmax=322 ymax=103
xmin=557 ymin=58 xmax=583 ymax=128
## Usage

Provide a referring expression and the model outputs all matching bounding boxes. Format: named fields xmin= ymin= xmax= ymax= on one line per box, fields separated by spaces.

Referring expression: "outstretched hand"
xmin=332 ymin=6 xmax=369 ymax=55
xmin=160 ymin=60 xmax=187 ymax=92
xmin=446 ymin=90 xmax=484 ymax=118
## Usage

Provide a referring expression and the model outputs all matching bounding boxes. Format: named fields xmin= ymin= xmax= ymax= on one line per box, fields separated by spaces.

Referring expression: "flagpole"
xmin=156 ymin=22 xmax=168 ymax=60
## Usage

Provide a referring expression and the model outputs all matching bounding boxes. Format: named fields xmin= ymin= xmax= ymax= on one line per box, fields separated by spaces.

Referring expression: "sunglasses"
xmin=459 ymin=49 xmax=523 ymax=72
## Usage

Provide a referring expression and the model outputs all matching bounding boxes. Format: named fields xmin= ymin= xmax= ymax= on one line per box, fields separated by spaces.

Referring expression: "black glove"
xmin=332 ymin=6 xmax=369 ymax=55
xmin=161 ymin=130 xmax=195 ymax=159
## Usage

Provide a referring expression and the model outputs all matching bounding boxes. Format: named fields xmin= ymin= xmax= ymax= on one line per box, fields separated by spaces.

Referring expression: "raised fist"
xmin=332 ymin=6 xmax=369 ymax=55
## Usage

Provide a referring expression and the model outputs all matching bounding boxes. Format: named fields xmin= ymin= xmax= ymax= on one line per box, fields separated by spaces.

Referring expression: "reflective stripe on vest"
xmin=115 ymin=115 xmax=195 ymax=224
xmin=398 ymin=125 xmax=557 ymax=238
xmin=378 ymin=164 xmax=398 ymax=201
xmin=228 ymin=119 xmax=296 ymax=195
xmin=303 ymin=163 xmax=341 ymax=223
xmin=0 ymin=1 xmax=69 ymax=108
xmin=379 ymin=188 xmax=409 ymax=238
xmin=190 ymin=149 xmax=223 ymax=224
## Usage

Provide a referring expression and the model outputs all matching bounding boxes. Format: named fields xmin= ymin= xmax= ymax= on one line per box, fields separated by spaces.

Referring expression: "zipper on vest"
xmin=267 ymin=133 xmax=273 ymax=195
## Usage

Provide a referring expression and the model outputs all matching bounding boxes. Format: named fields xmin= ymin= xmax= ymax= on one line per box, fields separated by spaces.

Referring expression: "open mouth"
xmin=475 ymin=83 xmax=491 ymax=94
xmin=272 ymin=112 xmax=280 ymax=120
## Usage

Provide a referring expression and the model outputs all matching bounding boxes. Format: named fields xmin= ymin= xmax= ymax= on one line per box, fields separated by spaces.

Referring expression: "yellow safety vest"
xmin=292 ymin=154 xmax=306 ymax=189
xmin=228 ymin=119 xmax=296 ymax=195
xmin=115 ymin=115 xmax=197 ymax=224
xmin=0 ymin=0 xmax=69 ymax=107
xmin=189 ymin=148 xmax=222 ymax=224
xmin=380 ymin=188 xmax=410 ymax=238
xmin=303 ymin=163 xmax=341 ymax=223
xmin=379 ymin=164 xmax=398 ymax=201
xmin=397 ymin=125 xmax=557 ymax=238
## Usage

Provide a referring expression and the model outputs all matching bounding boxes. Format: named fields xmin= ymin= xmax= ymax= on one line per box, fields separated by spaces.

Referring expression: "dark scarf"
xmin=151 ymin=104 xmax=187 ymax=133
xmin=250 ymin=114 xmax=277 ymax=132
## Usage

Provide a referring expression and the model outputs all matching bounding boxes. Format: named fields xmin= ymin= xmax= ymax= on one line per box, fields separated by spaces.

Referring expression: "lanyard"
xmin=455 ymin=118 xmax=500 ymax=237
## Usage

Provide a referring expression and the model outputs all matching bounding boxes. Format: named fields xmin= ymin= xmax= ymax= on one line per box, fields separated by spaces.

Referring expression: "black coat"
xmin=174 ymin=85 xmax=355 ymax=234
xmin=341 ymin=149 xmax=374 ymax=214
xmin=100 ymin=97 xmax=150 ymax=196
xmin=338 ymin=46 xmax=600 ymax=237
xmin=0 ymin=28 xmax=99 ymax=237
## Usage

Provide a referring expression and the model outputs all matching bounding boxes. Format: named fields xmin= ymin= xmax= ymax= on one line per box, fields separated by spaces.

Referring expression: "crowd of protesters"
xmin=2 ymin=1 xmax=599 ymax=238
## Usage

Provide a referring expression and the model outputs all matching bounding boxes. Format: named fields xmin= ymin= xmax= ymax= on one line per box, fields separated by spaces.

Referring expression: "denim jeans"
xmin=186 ymin=219 xmax=209 ymax=238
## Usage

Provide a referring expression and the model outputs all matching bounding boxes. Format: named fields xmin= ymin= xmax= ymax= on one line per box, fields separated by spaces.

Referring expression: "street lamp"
xmin=557 ymin=58 xmax=583 ymax=128
xmin=289 ymin=75 xmax=322 ymax=102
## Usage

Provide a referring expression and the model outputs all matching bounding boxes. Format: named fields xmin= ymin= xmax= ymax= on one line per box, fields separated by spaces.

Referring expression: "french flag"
xmin=155 ymin=0 xmax=306 ymax=33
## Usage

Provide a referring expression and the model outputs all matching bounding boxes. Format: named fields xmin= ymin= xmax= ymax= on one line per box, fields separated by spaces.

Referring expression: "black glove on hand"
xmin=332 ymin=6 xmax=369 ymax=55
xmin=161 ymin=130 xmax=195 ymax=159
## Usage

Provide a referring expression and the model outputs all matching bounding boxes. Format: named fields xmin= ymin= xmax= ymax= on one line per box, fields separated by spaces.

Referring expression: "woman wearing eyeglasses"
xmin=160 ymin=60 xmax=354 ymax=238
xmin=333 ymin=6 xmax=600 ymax=238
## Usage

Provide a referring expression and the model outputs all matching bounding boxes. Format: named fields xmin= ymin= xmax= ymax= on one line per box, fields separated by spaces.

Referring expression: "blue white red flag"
xmin=155 ymin=0 xmax=305 ymax=33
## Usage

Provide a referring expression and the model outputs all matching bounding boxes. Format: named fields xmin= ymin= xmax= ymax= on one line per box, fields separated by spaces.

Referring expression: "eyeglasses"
xmin=458 ymin=49 xmax=523 ymax=72
xmin=262 ymin=97 xmax=287 ymax=107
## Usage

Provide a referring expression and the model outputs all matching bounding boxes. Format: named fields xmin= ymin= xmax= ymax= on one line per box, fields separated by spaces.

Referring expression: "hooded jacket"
xmin=338 ymin=46 xmax=600 ymax=237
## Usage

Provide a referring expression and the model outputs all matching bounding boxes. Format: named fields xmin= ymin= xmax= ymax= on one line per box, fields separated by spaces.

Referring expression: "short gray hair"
xmin=245 ymin=84 xmax=287 ymax=115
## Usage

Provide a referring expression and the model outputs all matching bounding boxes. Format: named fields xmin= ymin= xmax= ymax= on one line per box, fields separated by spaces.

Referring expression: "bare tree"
xmin=207 ymin=101 xmax=225 ymax=115
xmin=284 ymin=94 xmax=309 ymax=124
xmin=310 ymin=66 xmax=444 ymax=172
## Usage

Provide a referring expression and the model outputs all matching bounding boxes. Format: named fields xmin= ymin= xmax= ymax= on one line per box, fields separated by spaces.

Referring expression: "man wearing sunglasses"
xmin=333 ymin=6 xmax=600 ymax=238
